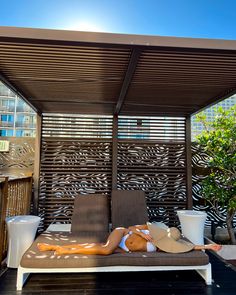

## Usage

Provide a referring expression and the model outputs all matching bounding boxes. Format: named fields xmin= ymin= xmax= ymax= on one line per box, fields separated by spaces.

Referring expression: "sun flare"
xmin=66 ymin=21 xmax=104 ymax=32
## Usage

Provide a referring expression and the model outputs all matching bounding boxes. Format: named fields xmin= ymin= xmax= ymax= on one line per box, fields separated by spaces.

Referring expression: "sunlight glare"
xmin=66 ymin=21 xmax=105 ymax=32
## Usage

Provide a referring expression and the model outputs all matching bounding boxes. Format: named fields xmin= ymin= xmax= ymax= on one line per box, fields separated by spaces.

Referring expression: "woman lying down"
xmin=37 ymin=222 xmax=222 ymax=255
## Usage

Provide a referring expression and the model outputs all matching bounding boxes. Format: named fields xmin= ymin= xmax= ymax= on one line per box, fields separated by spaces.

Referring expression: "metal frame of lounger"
xmin=17 ymin=262 xmax=212 ymax=290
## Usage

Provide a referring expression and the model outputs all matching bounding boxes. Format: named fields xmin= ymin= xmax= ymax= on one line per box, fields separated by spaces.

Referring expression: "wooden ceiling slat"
xmin=3 ymin=71 xmax=124 ymax=78
xmin=0 ymin=57 xmax=128 ymax=67
xmin=130 ymin=81 xmax=234 ymax=88
xmin=143 ymin=50 xmax=236 ymax=59
xmin=0 ymin=51 xmax=131 ymax=62
xmin=139 ymin=61 xmax=236 ymax=69
xmin=8 ymin=81 xmax=122 ymax=88
xmin=0 ymin=41 xmax=131 ymax=53
xmin=134 ymin=73 xmax=236 ymax=80
xmin=0 ymin=45 xmax=130 ymax=55
xmin=0 ymin=58 xmax=127 ymax=66
xmin=0 ymin=58 xmax=129 ymax=69
xmin=136 ymin=63 xmax=236 ymax=71
xmin=143 ymin=56 xmax=236 ymax=66
xmin=1 ymin=64 xmax=125 ymax=72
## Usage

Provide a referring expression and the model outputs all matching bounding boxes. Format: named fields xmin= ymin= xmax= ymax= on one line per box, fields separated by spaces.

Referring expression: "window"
xmin=0 ymin=129 xmax=14 ymax=136
xmin=1 ymin=114 xmax=14 ymax=123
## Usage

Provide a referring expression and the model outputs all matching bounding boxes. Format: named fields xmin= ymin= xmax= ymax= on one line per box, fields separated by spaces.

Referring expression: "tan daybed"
xmin=17 ymin=191 xmax=212 ymax=290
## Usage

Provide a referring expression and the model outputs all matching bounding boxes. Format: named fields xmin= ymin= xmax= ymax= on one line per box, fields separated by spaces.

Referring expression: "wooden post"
xmin=185 ymin=116 xmax=193 ymax=209
xmin=0 ymin=177 xmax=8 ymax=264
xmin=112 ymin=115 xmax=118 ymax=190
xmin=33 ymin=114 xmax=42 ymax=215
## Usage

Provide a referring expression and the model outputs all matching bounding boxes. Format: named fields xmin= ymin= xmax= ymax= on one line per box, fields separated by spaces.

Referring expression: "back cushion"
xmin=111 ymin=190 xmax=148 ymax=229
xmin=71 ymin=194 xmax=109 ymax=237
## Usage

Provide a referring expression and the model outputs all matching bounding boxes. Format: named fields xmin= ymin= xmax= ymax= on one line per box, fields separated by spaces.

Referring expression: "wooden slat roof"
xmin=0 ymin=26 xmax=236 ymax=116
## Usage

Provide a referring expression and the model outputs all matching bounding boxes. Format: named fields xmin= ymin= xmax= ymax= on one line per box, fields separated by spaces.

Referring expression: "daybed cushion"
xmin=71 ymin=194 xmax=109 ymax=241
xmin=20 ymin=231 xmax=209 ymax=268
xmin=111 ymin=190 xmax=148 ymax=228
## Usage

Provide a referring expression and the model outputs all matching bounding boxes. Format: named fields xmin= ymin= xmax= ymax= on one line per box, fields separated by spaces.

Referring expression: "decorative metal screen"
xmin=39 ymin=114 xmax=113 ymax=228
xmin=39 ymin=115 xmax=188 ymax=228
xmin=117 ymin=116 xmax=187 ymax=225
xmin=0 ymin=137 xmax=35 ymax=175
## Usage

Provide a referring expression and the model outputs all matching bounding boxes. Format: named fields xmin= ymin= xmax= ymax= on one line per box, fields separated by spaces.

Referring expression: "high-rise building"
xmin=0 ymin=82 xmax=36 ymax=137
xmin=191 ymin=94 xmax=236 ymax=140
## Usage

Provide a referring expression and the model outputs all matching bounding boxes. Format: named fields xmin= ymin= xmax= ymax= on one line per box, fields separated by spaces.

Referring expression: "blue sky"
xmin=1 ymin=0 xmax=236 ymax=39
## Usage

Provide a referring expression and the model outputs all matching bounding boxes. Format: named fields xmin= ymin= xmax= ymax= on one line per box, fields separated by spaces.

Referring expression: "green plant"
xmin=196 ymin=105 xmax=236 ymax=244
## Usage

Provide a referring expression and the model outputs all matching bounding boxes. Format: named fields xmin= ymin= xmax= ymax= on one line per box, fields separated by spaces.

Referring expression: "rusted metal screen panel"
xmin=39 ymin=114 xmax=113 ymax=229
xmin=117 ymin=116 xmax=187 ymax=226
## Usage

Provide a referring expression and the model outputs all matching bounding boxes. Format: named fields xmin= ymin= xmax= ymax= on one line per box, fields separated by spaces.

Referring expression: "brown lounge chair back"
xmin=71 ymin=194 xmax=109 ymax=242
xmin=111 ymin=190 xmax=148 ymax=229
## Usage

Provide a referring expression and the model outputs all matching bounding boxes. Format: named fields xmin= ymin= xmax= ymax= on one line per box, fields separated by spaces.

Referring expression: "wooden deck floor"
xmin=0 ymin=252 xmax=235 ymax=295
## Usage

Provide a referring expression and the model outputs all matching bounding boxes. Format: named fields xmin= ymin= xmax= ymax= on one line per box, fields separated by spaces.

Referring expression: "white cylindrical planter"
xmin=177 ymin=210 xmax=207 ymax=245
xmin=6 ymin=215 xmax=41 ymax=268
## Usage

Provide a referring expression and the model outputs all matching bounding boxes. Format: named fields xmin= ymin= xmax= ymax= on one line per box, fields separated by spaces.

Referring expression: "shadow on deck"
xmin=0 ymin=252 xmax=235 ymax=295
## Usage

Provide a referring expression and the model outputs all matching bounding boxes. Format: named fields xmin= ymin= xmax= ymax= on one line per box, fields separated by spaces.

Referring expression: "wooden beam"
xmin=33 ymin=114 xmax=42 ymax=215
xmin=0 ymin=177 xmax=8 ymax=264
xmin=191 ymin=87 xmax=236 ymax=116
xmin=1 ymin=26 xmax=236 ymax=51
xmin=185 ymin=116 xmax=193 ymax=209
xmin=114 ymin=49 xmax=141 ymax=115
xmin=112 ymin=115 xmax=118 ymax=190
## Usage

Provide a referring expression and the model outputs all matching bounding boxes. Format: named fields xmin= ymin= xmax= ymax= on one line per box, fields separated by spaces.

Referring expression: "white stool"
xmin=177 ymin=210 xmax=207 ymax=245
xmin=6 ymin=215 xmax=41 ymax=268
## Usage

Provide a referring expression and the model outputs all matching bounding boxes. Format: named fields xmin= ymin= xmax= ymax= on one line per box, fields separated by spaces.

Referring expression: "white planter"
xmin=177 ymin=210 xmax=207 ymax=245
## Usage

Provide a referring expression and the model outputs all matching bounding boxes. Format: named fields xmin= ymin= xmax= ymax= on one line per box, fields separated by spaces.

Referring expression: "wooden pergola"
xmin=1 ymin=26 xmax=236 ymax=228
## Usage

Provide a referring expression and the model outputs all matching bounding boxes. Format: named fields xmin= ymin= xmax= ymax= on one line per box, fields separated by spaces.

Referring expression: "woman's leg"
xmin=38 ymin=227 xmax=128 ymax=255
xmin=194 ymin=244 xmax=222 ymax=251
xmin=38 ymin=242 xmax=90 ymax=252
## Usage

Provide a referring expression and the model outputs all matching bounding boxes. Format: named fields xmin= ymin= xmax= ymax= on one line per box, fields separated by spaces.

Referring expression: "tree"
xmin=196 ymin=105 xmax=236 ymax=244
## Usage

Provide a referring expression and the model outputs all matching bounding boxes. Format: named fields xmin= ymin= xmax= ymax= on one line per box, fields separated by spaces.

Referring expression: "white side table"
xmin=177 ymin=210 xmax=207 ymax=245
xmin=6 ymin=215 xmax=41 ymax=268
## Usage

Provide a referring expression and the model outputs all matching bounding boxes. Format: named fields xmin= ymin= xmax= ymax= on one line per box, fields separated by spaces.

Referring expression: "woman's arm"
xmin=127 ymin=224 xmax=153 ymax=242
xmin=193 ymin=244 xmax=222 ymax=251
xmin=128 ymin=224 xmax=148 ymax=231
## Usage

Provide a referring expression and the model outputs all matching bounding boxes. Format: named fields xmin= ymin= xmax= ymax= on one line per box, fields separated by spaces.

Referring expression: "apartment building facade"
xmin=0 ymin=82 xmax=36 ymax=137
xmin=191 ymin=94 xmax=236 ymax=140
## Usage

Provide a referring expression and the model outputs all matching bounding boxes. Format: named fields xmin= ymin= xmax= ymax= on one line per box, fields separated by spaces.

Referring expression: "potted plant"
xmin=195 ymin=105 xmax=236 ymax=244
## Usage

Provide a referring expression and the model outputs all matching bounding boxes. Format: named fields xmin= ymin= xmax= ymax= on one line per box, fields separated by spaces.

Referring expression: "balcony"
xmin=16 ymin=106 xmax=35 ymax=113
xmin=15 ymin=122 xmax=36 ymax=128
xmin=0 ymin=106 xmax=15 ymax=113
xmin=0 ymin=121 xmax=14 ymax=127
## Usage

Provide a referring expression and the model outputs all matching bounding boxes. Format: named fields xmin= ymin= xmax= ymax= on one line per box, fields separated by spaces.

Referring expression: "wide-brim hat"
xmin=147 ymin=222 xmax=194 ymax=253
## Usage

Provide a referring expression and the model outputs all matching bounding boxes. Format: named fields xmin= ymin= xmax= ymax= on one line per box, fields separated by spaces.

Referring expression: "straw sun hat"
xmin=147 ymin=222 xmax=194 ymax=253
